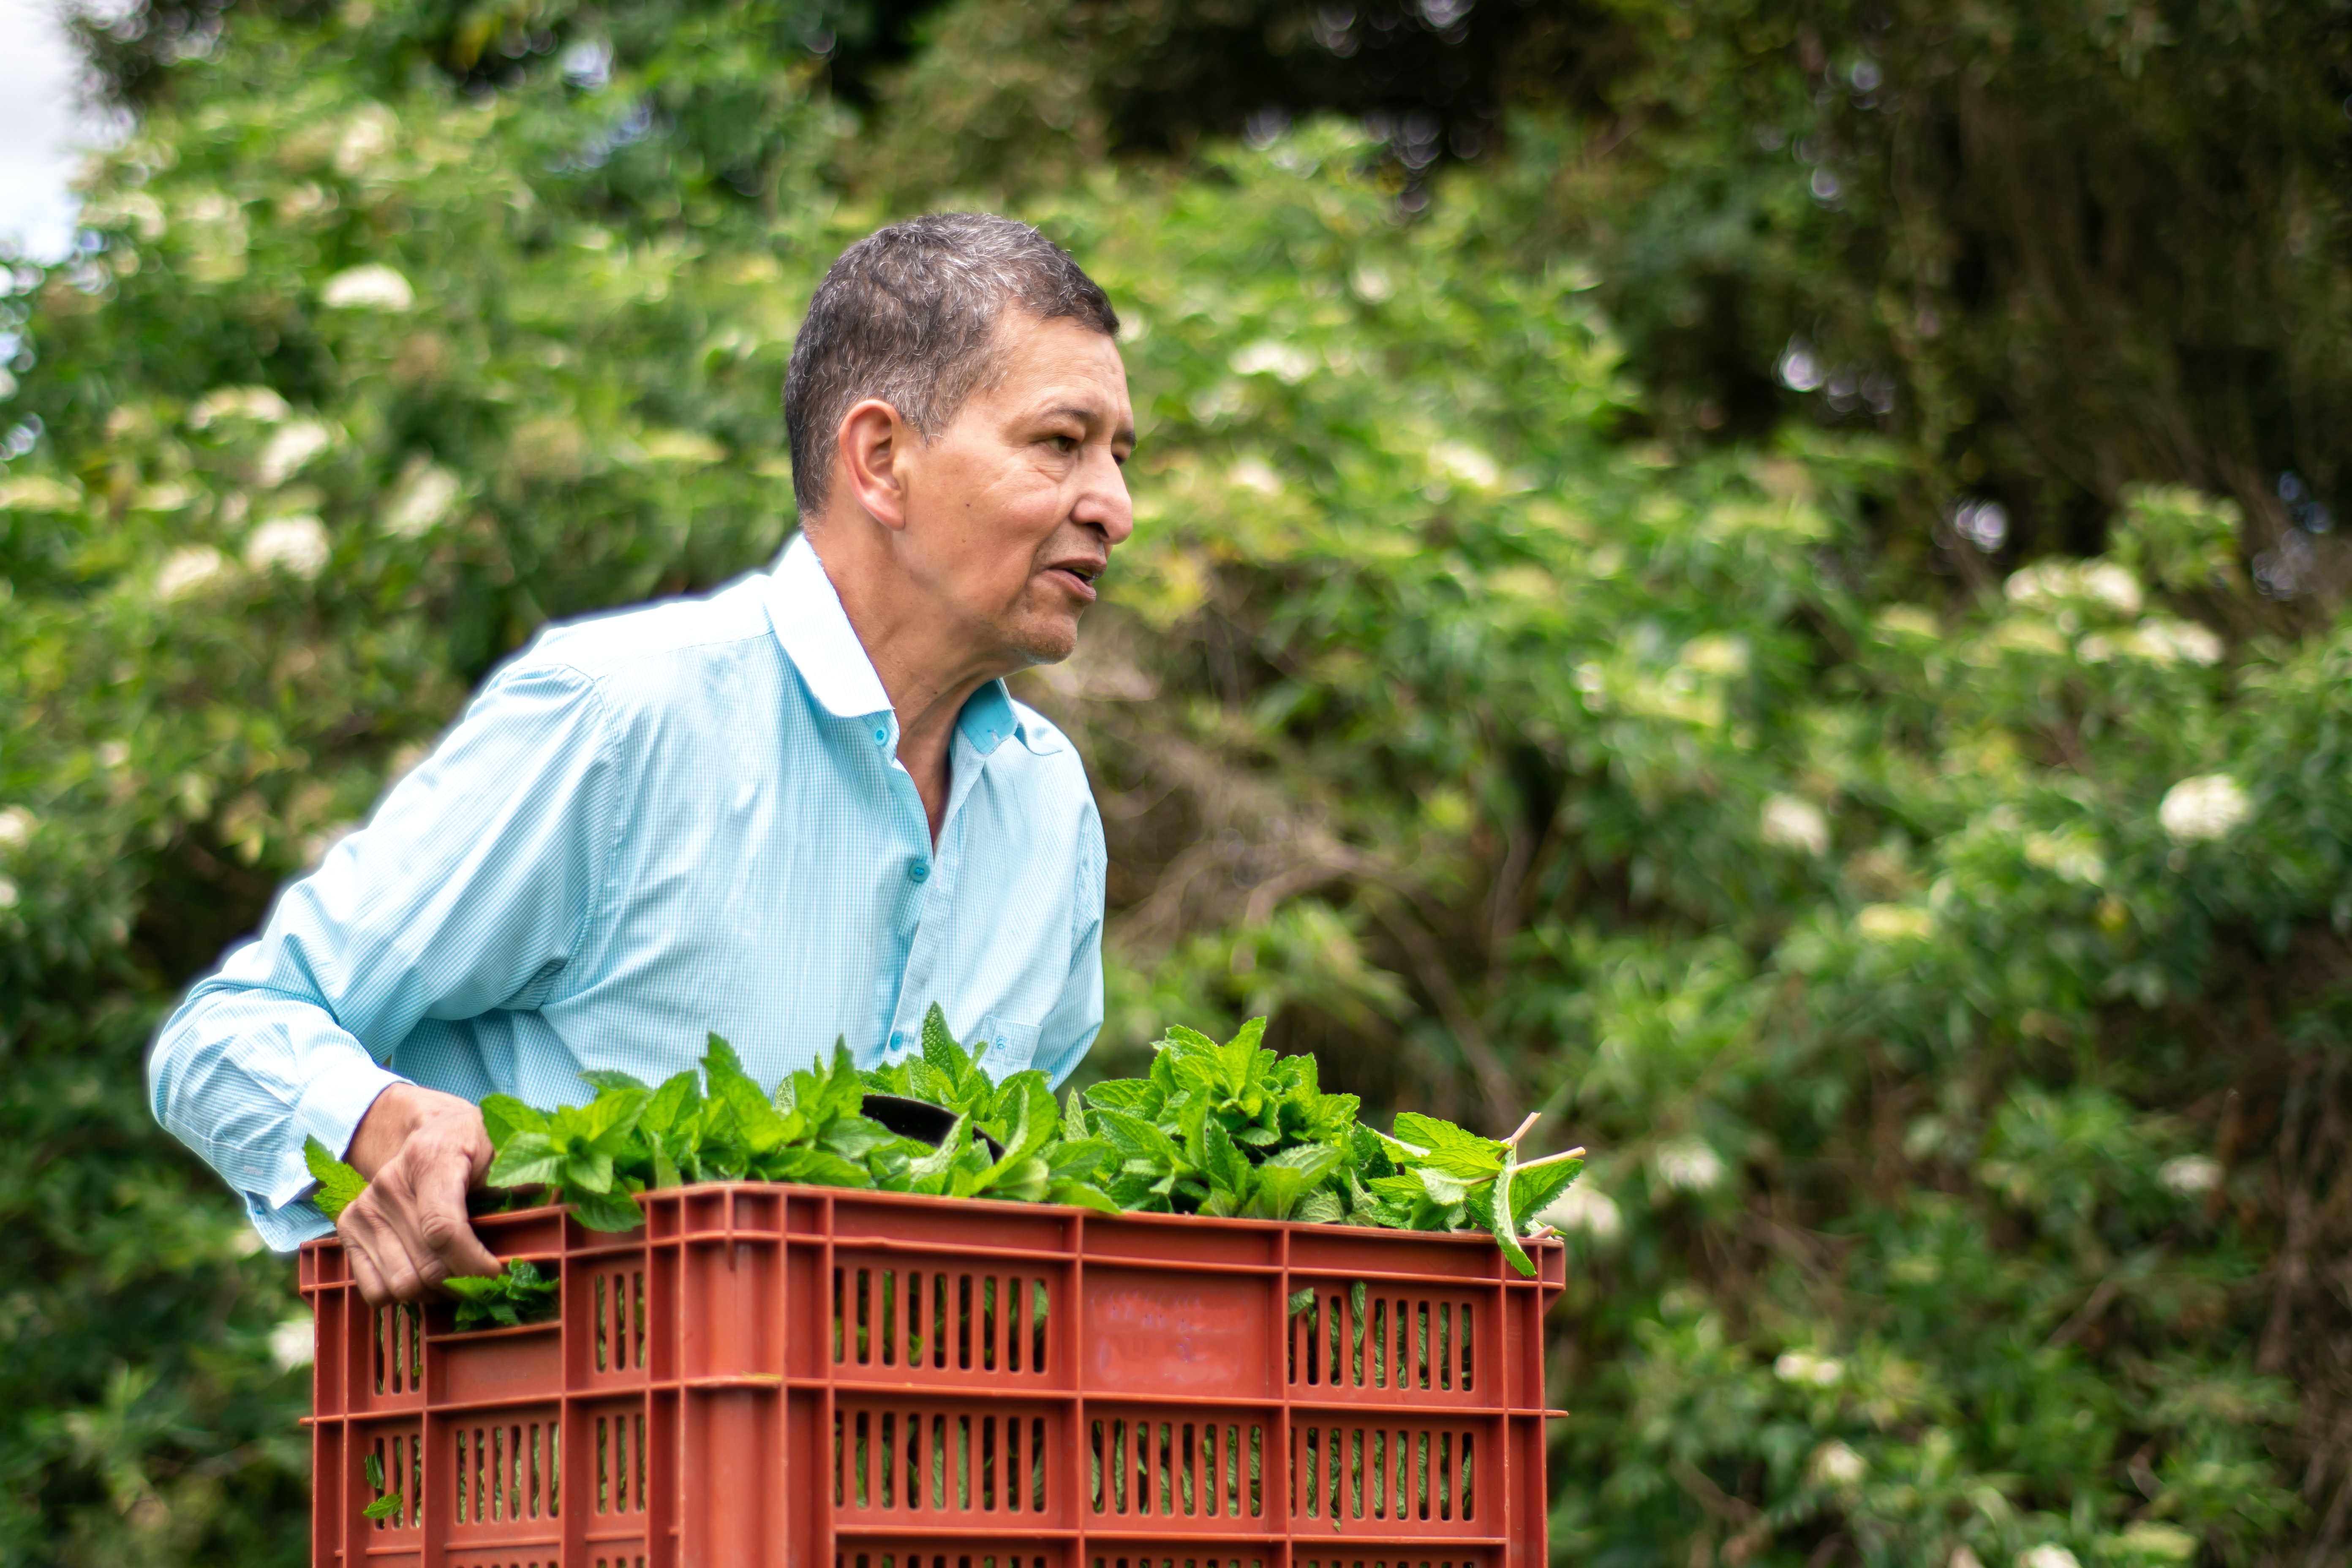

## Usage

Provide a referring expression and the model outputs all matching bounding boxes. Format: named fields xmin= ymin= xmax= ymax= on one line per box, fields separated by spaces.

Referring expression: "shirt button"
xmin=890 ymin=1031 xmax=903 ymax=1049
xmin=909 ymin=861 xmax=930 ymax=883
xmin=873 ymin=726 xmax=888 ymax=744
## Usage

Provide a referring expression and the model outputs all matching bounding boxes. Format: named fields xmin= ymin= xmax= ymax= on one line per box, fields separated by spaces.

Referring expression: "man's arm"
xmin=150 ymin=663 xmax=623 ymax=1300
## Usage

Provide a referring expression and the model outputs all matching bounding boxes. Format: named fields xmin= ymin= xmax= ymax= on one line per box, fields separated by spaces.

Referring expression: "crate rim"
xmin=299 ymin=1179 xmax=1571 ymax=1298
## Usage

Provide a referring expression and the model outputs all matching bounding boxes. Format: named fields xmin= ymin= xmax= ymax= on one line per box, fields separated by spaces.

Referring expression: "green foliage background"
xmin=4 ymin=2 xmax=2351 ymax=1564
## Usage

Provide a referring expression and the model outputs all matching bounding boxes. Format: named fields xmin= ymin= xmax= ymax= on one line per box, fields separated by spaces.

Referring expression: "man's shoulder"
xmin=505 ymin=572 xmax=780 ymax=696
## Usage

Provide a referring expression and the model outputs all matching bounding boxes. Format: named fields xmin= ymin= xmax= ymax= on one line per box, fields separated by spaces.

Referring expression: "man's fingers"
xmin=348 ymin=1240 xmax=392 ymax=1307
xmin=415 ymin=1143 xmax=503 ymax=1279
xmin=419 ymin=1201 xmax=502 ymax=1281
xmin=342 ymin=1180 xmax=439 ymax=1304
xmin=344 ymin=1214 xmax=426 ymax=1305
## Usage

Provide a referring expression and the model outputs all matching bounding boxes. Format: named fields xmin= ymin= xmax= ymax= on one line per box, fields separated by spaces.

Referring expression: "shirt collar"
xmin=767 ymin=532 xmax=1022 ymax=756
xmin=767 ymin=532 xmax=893 ymax=718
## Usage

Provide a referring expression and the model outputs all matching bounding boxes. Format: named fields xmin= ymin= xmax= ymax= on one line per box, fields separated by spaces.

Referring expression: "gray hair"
xmin=783 ymin=213 xmax=1120 ymax=517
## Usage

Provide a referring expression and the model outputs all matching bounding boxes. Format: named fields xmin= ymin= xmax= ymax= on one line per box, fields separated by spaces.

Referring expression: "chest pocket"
xmin=975 ymin=1015 xmax=1041 ymax=1077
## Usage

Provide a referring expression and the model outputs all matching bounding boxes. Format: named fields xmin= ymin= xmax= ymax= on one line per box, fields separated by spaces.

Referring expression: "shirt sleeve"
xmin=1030 ymin=797 xmax=1107 ymax=1088
xmin=148 ymin=662 xmax=621 ymax=1250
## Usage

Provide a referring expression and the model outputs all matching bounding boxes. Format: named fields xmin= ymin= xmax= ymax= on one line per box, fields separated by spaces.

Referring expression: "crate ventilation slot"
xmin=1290 ymin=1289 xmax=1475 ymax=1393
xmin=834 ymin=1265 xmax=1052 ymax=1374
xmin=373 ymin=1302 xmax=424 ymax=1394
xmin=456 ymin=1418 xmax=560 ymax=1522
xmin=835 ymin=1407 xmax=1048 ymax=1514
xmin=1293 ymin=1425 xmax=1476 ymax=1524
xmin=1090 ymin=1416 xmax=1267 ymax=1519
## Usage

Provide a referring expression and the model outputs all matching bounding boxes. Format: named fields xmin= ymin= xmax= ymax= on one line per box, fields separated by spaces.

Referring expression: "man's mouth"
xmin=1043 ymin=560 xmax=1103 ymax=602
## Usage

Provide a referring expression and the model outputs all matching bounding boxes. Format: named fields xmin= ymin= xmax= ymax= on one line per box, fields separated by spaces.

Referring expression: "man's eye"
xmin=1048 ymin=435 xmax=1078 ymax=454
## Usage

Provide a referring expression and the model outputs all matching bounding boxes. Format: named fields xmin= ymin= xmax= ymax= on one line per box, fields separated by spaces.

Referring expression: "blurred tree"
xmin=847 ymin=0 xmax=2352 ymax=603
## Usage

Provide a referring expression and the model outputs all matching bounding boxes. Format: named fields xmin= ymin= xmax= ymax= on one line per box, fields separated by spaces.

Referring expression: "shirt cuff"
xmin=246 ymin=1054 xmax=407 ymax=1244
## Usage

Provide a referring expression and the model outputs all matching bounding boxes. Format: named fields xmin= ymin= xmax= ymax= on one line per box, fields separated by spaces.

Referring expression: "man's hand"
xmin=338 ymin=1082 xmax=502 ymax=1306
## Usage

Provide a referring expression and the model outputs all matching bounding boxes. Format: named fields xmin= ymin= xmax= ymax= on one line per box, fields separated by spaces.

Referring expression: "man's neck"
xmin=807 ymin=522 xmax=1005 ymax=844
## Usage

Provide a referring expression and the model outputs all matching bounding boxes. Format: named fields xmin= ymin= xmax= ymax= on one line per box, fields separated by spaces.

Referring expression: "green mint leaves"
xmin=360 ymin=1451 xmax=403 ymax=1521
xmin=1059 ymin=1017 xmax=1579 ymax=1274
xmin=329 ymin=1004 xmax=1578 ymax=1320
xmin=463 ymin=1006 xmax=1580 ymax=1276
xmin=439 ymin=1259 xmax=560 ymax=1331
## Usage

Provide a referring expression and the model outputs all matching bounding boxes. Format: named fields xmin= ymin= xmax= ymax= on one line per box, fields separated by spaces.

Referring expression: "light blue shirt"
xmin=150 ymin=534 xmax=1107 ymax=1250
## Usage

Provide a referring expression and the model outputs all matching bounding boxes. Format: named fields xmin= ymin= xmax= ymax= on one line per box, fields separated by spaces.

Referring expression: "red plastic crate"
xmin=299 ymin=1184 xmax=1567 ymax=1568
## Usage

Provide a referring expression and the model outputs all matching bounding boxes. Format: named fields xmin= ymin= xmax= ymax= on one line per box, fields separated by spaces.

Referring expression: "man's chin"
xmin=1003 ymin=613 xmax=1081 ymax=667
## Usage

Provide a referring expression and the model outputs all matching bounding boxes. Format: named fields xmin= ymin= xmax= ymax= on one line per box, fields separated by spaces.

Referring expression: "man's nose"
xmin=1075 ymin=448 xmax=1135 ymax=545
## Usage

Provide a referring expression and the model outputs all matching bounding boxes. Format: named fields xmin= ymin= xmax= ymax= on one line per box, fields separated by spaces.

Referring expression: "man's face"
xmin=898 ymin=312 xmax=1135 ymax=667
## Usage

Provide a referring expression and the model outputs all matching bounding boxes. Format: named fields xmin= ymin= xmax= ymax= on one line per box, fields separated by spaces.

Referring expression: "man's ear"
xmin=837 ymin=398 xmax=915 ymax=531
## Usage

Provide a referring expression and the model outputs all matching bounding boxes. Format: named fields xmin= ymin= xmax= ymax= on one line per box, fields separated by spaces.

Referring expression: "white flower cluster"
xmin=1653 ymin=1138 xmax=1726 ymax=1193
xmin=1761 ymin=794 xmax=1831 ymax=856
xmin=1431 ymin=441 xmax=1501 ymax=491
xmin=1678 ymin=633 xmax=1750 ymax=678
xmin=2017 ymin=1545 xmax=2080 ymax=1568
xmin=246 ymin=516 xmax=331 ymax=578
xmin=1227 ymin=457 xmax=1284 ymax=498
xmin=0 ymin=474 xmax=83 ymax=511
xmin=1538 ymin=1184 xmax=1622 ymax=1241
xmin=1774 ymin=1349 xmax=1844 ymax=1387
xmin=2159 ymin=1154 xmax=2222 ymax=1195
xmin=322 ymin=264 xmax=416 ymax=312
xmin=189 ymin=384 xmax=290 ymax=427
xmin=2004 ymin=559 xmax=2143 ymax=616
xmin=2078 ymin=616 xmax=2224 ymax=667
xmin=2159 ymin=774 xmax=2251 ymax=843
xmin=1808 ymin=1440 xmax=1865 ymax=1487
xmin=1229 ymin=340 xmax=1313 ymax=383
xmin=0 ymin=808 xmax=27 ymax=912
xmin=156 ymin=545 xmax=233 ymax=601
xmin=270 ymin=1313 xmax=316 ymax=1372
xmin=256 ymin=420 xmax=335 ymax=486
xmin=384 ymin=457 xmax=463 ymax=538
xmin=1857 ymin=903 xmax=1934 ymax=943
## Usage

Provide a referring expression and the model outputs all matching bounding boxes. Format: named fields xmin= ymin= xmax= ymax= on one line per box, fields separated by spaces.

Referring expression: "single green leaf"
xmin=1295 ymin=1187 xmax=1347 ymax=1224
xmin=569 ymin=1187 xmax=644 ymax=1233
xmin=1046 ymin=1178 xmax=1121 ymax=1214
xmin=640 ymin=1070 xmax=703 ymax=1137
xmin=920 ymin=1003 xmax=969 ymax=1075
xmin=762 ymin=1147 xmax=874 ymax=1189
xmin=303 ymin=1135 xmax=368 ymax=1220
xmin=1488 ymin=1154 xmax=1533 ymax=1277
xmin=486 ymin=1130 xmax=563 ymax=1189
xmin=1392 ymin=1113 xmax=1506 ymax=1178
xmin=988 ymin=1156 xmax=1052 ymax=1203
xmin=478 ymin=1094 xmax=546 ymax=1147
xmin=1511 ymin=1156 xmax=1584 ymax=1225
xmin=1082 ymin=1078 xmax=1158 ymax=1113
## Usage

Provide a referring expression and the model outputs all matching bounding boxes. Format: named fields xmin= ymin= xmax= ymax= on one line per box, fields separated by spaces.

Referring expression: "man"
xmin=149 ymin=213 xmax=1135 ymax=1307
